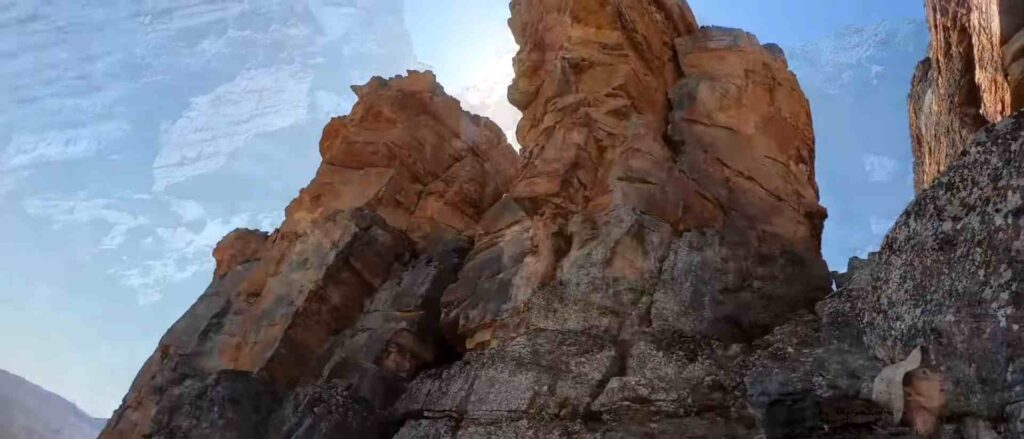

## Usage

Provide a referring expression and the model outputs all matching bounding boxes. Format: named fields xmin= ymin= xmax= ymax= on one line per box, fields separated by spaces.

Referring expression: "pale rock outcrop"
xmin=910 ymin=0 xmax=1024 ymax=192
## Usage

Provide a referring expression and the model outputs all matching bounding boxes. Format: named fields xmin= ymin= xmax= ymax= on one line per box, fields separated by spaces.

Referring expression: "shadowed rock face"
xmin=93 ymin=0 xmax=982 ymax=437
xmin=832 ymin=112 xmax=1024 ymax=421
xmin=748 ymin=112 xmax=1024 ymax=438
xmin=910 ymin=0 xmax=1024 ymax=192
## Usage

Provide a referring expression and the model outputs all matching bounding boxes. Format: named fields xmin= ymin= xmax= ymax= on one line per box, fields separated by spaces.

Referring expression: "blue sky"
xmin=690 ymin=0 xmax=923 ymax=46
xmin=0 ymin=0 xmax=926 ymax=418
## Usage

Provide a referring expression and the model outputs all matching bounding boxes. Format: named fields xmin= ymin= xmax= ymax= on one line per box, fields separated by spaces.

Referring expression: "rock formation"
xmin=750 ymin=109 xmax=1024 ymax=439
xmin=102 ymin=0 xmax=834 ymax=436
xmin=394 ymin=3 xmax=829 ymax=433
xmin=100 ymin=71 xmax=519 ymax=438
xmin=909 ymin=0 xmax=1024 ymax=192
xmin=832 ymin=111 xmax=1024 ymax=434
xmin=102 ymin=0 xmax=1024 ymax=438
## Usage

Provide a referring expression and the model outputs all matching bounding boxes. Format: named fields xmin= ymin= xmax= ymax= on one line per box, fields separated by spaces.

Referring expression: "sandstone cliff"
xmin=102 ymin=0 xmax=833 ymax=436
xmin=910 ymin=0 xmax=1024 ymax=192
xmin=100 ymin=71 xmax=519 ymax=438
xmin=101 ymin=0 xmax=1024 ymax=438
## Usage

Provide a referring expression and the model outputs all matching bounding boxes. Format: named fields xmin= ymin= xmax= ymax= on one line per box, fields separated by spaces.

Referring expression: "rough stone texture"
xmin=910 ymin=0 xmax=1024 ymax=192
xmin=828 ymin=112 xmax=1024 ymax=421
xmin=830 ymin=253 xmax=875 ymax=291
xmin=102 ymin=0 xmax=839 ymax=436
xmin=441 ymin=2 xmax=826 ymax=353
xmin=397 ymin=2 xmax=829 ymax=437
xmin=753 ymin=111 xmax=1024 ymax=438
xmin=743 ymin=109 xmax=1024 ymax=436
xmin=99 ymin=71 xmax=519 ymax=439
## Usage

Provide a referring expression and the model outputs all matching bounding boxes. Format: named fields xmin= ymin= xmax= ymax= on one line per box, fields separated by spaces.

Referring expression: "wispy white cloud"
xmin=863 ymin=154 xmax=898 ymax=182
xmin=152 ymin=65 xmax=314 ymax=191
xmin=167 ymin=197 xmax=207 ymax=223
xmin=450 ymin=41 xmax=521 ymax=150
xmin=23 ymin=195 xmax=149 ymax=250
xmin=2 ymin=121 xmax=130 ymax=170
xmin=0 ymin=172 xmax=20 ymax=200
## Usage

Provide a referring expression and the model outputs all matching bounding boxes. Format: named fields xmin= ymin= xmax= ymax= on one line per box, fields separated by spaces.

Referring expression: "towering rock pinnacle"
xmin=440 ymin=0 xmax=826 ymax=352
xmin=910 ymin=0 xmax=1024 ymax=192
xmin=103 ymin=2 xmax=832 ymax=438
xmin=398 ymin=1 xmax=828 ymax=437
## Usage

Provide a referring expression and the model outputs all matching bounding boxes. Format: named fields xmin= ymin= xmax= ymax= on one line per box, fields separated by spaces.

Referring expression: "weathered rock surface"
xmin=830 ymin=111 xmax=1024 ymax=427
xmin=100 ymin=71 xmax=519 ymax=438
xmin=910 ymin=0 xmax=1024 ymax=192
xmin=395 ymin=2 xmax=829 ymax=437
xmin=101 ymin=0 xmax=1024 ymax=438
xmin=748 ymin=111 xmax=1024 ymax=438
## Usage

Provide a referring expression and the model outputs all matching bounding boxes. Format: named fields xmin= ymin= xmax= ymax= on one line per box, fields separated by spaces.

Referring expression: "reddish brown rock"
xmin=99 ymin=71 xmax=518 ymax=439
xmin=441 ymin=0 xmax=705 ymax=351
xmin=440 ymin=11 xmax=827 ymax=351
xmin=103 ymin=1 xmax=835 ymax=437
xmin=394 ymin=1 xmax=829 ymax=436
xmin=910 ymin=0 xmax=1024 ymax=192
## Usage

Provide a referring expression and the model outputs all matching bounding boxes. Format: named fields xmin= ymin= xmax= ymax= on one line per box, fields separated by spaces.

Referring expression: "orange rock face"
xmin=101 ymin=2 xmax=833 ymax=437
xmin=100 ymin=71 xmax=518 ymax=439
xmin=441 ymin=8 xmax=827 ymax=350
xmin=440 ymin=0 xmax=704 ymax=349
xmin=910 ymin=0 xmax=1024 ymax=192
xmin=670 ymin=27 xmax=825 ymax=258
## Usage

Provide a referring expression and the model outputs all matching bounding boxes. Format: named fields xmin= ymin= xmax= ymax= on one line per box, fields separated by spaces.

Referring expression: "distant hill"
xmin=0 ymin=369 xmax=105 ymax=439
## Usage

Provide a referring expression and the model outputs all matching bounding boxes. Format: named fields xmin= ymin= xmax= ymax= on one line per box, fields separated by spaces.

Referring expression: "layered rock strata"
xmin=910 ymin=0 xmax=1024 ymax=192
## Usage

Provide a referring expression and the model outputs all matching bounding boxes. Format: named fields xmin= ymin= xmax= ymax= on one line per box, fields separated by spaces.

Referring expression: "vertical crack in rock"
xmin=910 ymin=0 xmax=1024 ymax=192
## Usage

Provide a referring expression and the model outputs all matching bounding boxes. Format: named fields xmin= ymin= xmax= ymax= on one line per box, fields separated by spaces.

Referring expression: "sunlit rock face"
xmin=101 ymin=0 xmax=839 ymax=434
xmin=99 ymin=71 xmax=519 ymax=439
xmin=910 ymin=0 xmax=1024 ymax=192
xmin=397 ymin=1 xmax=830 ymax=437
